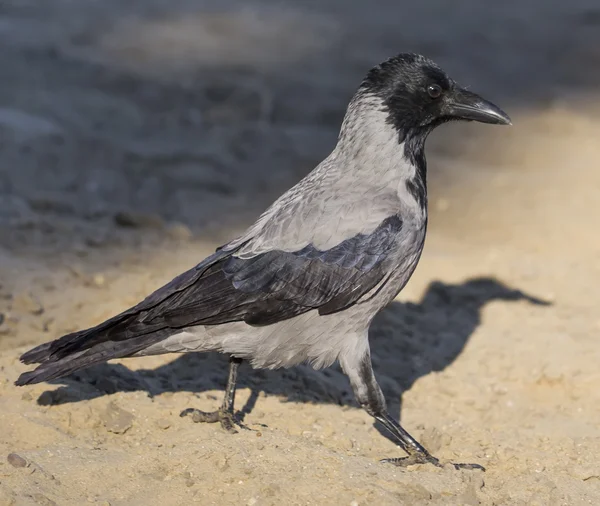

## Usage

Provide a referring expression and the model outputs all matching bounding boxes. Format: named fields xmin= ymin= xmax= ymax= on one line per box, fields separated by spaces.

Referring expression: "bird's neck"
xmin=335 ymin=95 xmax=428 ymax=213
xmin=401 ymin=129 xmax=428 ymax=211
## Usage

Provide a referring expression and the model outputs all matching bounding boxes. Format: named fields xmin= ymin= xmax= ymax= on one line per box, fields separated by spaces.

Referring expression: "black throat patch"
xmin=403 ymin=129 xmax=428 ymax=211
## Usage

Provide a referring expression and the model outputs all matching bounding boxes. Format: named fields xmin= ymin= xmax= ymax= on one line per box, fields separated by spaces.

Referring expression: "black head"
xmin=360 ymin=53 xmax=511 ymax=137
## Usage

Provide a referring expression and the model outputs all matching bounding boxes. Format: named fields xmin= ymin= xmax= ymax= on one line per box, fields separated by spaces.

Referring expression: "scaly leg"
xmin=180 ymin=356 xmax=243 ymax=434
xmin=340 ymin=347 xmax=484 ymax=471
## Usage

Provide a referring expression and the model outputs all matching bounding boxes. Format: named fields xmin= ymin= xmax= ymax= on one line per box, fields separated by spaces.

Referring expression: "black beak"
xmin=446 ymin=89 xmax=512 ymax=125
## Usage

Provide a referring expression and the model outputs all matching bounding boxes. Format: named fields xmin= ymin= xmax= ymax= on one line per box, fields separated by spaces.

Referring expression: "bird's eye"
xmin=427 ymin=84 xmax=443 ymax=99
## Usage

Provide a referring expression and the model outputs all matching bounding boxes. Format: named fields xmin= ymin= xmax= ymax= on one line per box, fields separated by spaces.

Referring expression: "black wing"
xmin=19 ymin=216 xmax=402 ymax=366
xmin=143 ymin=214 xmax=402 ymax=329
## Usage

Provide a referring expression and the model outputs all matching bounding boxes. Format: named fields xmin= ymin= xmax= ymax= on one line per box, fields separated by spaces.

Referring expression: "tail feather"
xmin=19 ymin=341 xmax=54 ymax=365
xmin=15 ymin=249 xmax=235 ymax=386
xmin=15 ymin=331 xmax=170 ymax=386
xmin=19 ymin=326 xmax=103 ymax=365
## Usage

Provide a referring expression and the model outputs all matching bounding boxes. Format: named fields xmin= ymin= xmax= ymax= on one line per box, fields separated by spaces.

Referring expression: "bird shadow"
xmin=34 ymin=276 xmax=550 ymax=444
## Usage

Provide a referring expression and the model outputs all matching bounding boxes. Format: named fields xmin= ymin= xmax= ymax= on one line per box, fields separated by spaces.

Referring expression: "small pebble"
xmin=101 ymin=402 xmax=134 ymax=434
xmin=7 ymin=453 xmax=28 ymax=468
xmin=262 ymin=485 xmax=280 ymax=497
xmin=340 ymin=438 xmax=354 ymax=451
xmin=214 ymin=456 xmax=229 ymax=471
xmin=182 ymin=471 xmax=195 ymax=487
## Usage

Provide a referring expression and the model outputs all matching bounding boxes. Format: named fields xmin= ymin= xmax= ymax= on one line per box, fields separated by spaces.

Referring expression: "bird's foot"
xmin=180 ymin=407 xmax=247 ymax=434
xmin=381 ymin=452 xmax=485 ymax=471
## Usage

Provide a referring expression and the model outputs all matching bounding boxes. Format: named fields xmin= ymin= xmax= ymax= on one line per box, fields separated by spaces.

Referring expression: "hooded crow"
xmin=15 ymin=53 xmax=511 ymax=470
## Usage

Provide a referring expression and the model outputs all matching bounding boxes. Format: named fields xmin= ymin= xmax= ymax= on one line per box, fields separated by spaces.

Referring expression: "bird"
xmin=15 ymin=53 xmax=511 ymax=470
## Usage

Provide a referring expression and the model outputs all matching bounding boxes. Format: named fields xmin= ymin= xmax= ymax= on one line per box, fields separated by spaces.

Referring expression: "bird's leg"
xmin=340 ymin=349 xmax=484 ymax=471
xmin=180 ymin=356 xmax=244 ymax=434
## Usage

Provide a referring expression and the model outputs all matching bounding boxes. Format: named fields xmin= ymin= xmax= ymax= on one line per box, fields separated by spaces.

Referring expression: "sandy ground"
xmin=1 ymin=0 xmax=600 ymax=504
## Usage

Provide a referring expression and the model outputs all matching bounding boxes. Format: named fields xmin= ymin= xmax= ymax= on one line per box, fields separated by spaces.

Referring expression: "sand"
xmin=1 ymin=0 xmax=600 ymax=504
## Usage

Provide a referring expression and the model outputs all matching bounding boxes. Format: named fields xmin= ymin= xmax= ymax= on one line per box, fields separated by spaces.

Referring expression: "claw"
xmin=381 ymin=453 xmax=441 ymax=468
xmin=381 ymin=454 xmax=485 ymax=471
xmin=450 ymin=462 xmax=486 ymax=471
xmin=180 ymin=408 xmax=239 ymax=434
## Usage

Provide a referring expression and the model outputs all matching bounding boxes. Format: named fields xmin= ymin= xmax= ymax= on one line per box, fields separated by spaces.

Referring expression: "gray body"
xmin=140 ymin=95 xmax=426 ymax=375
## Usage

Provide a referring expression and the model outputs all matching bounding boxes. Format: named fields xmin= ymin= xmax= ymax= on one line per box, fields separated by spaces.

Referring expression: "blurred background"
xmin=1 ymin=1 xmax=599 ymax=505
